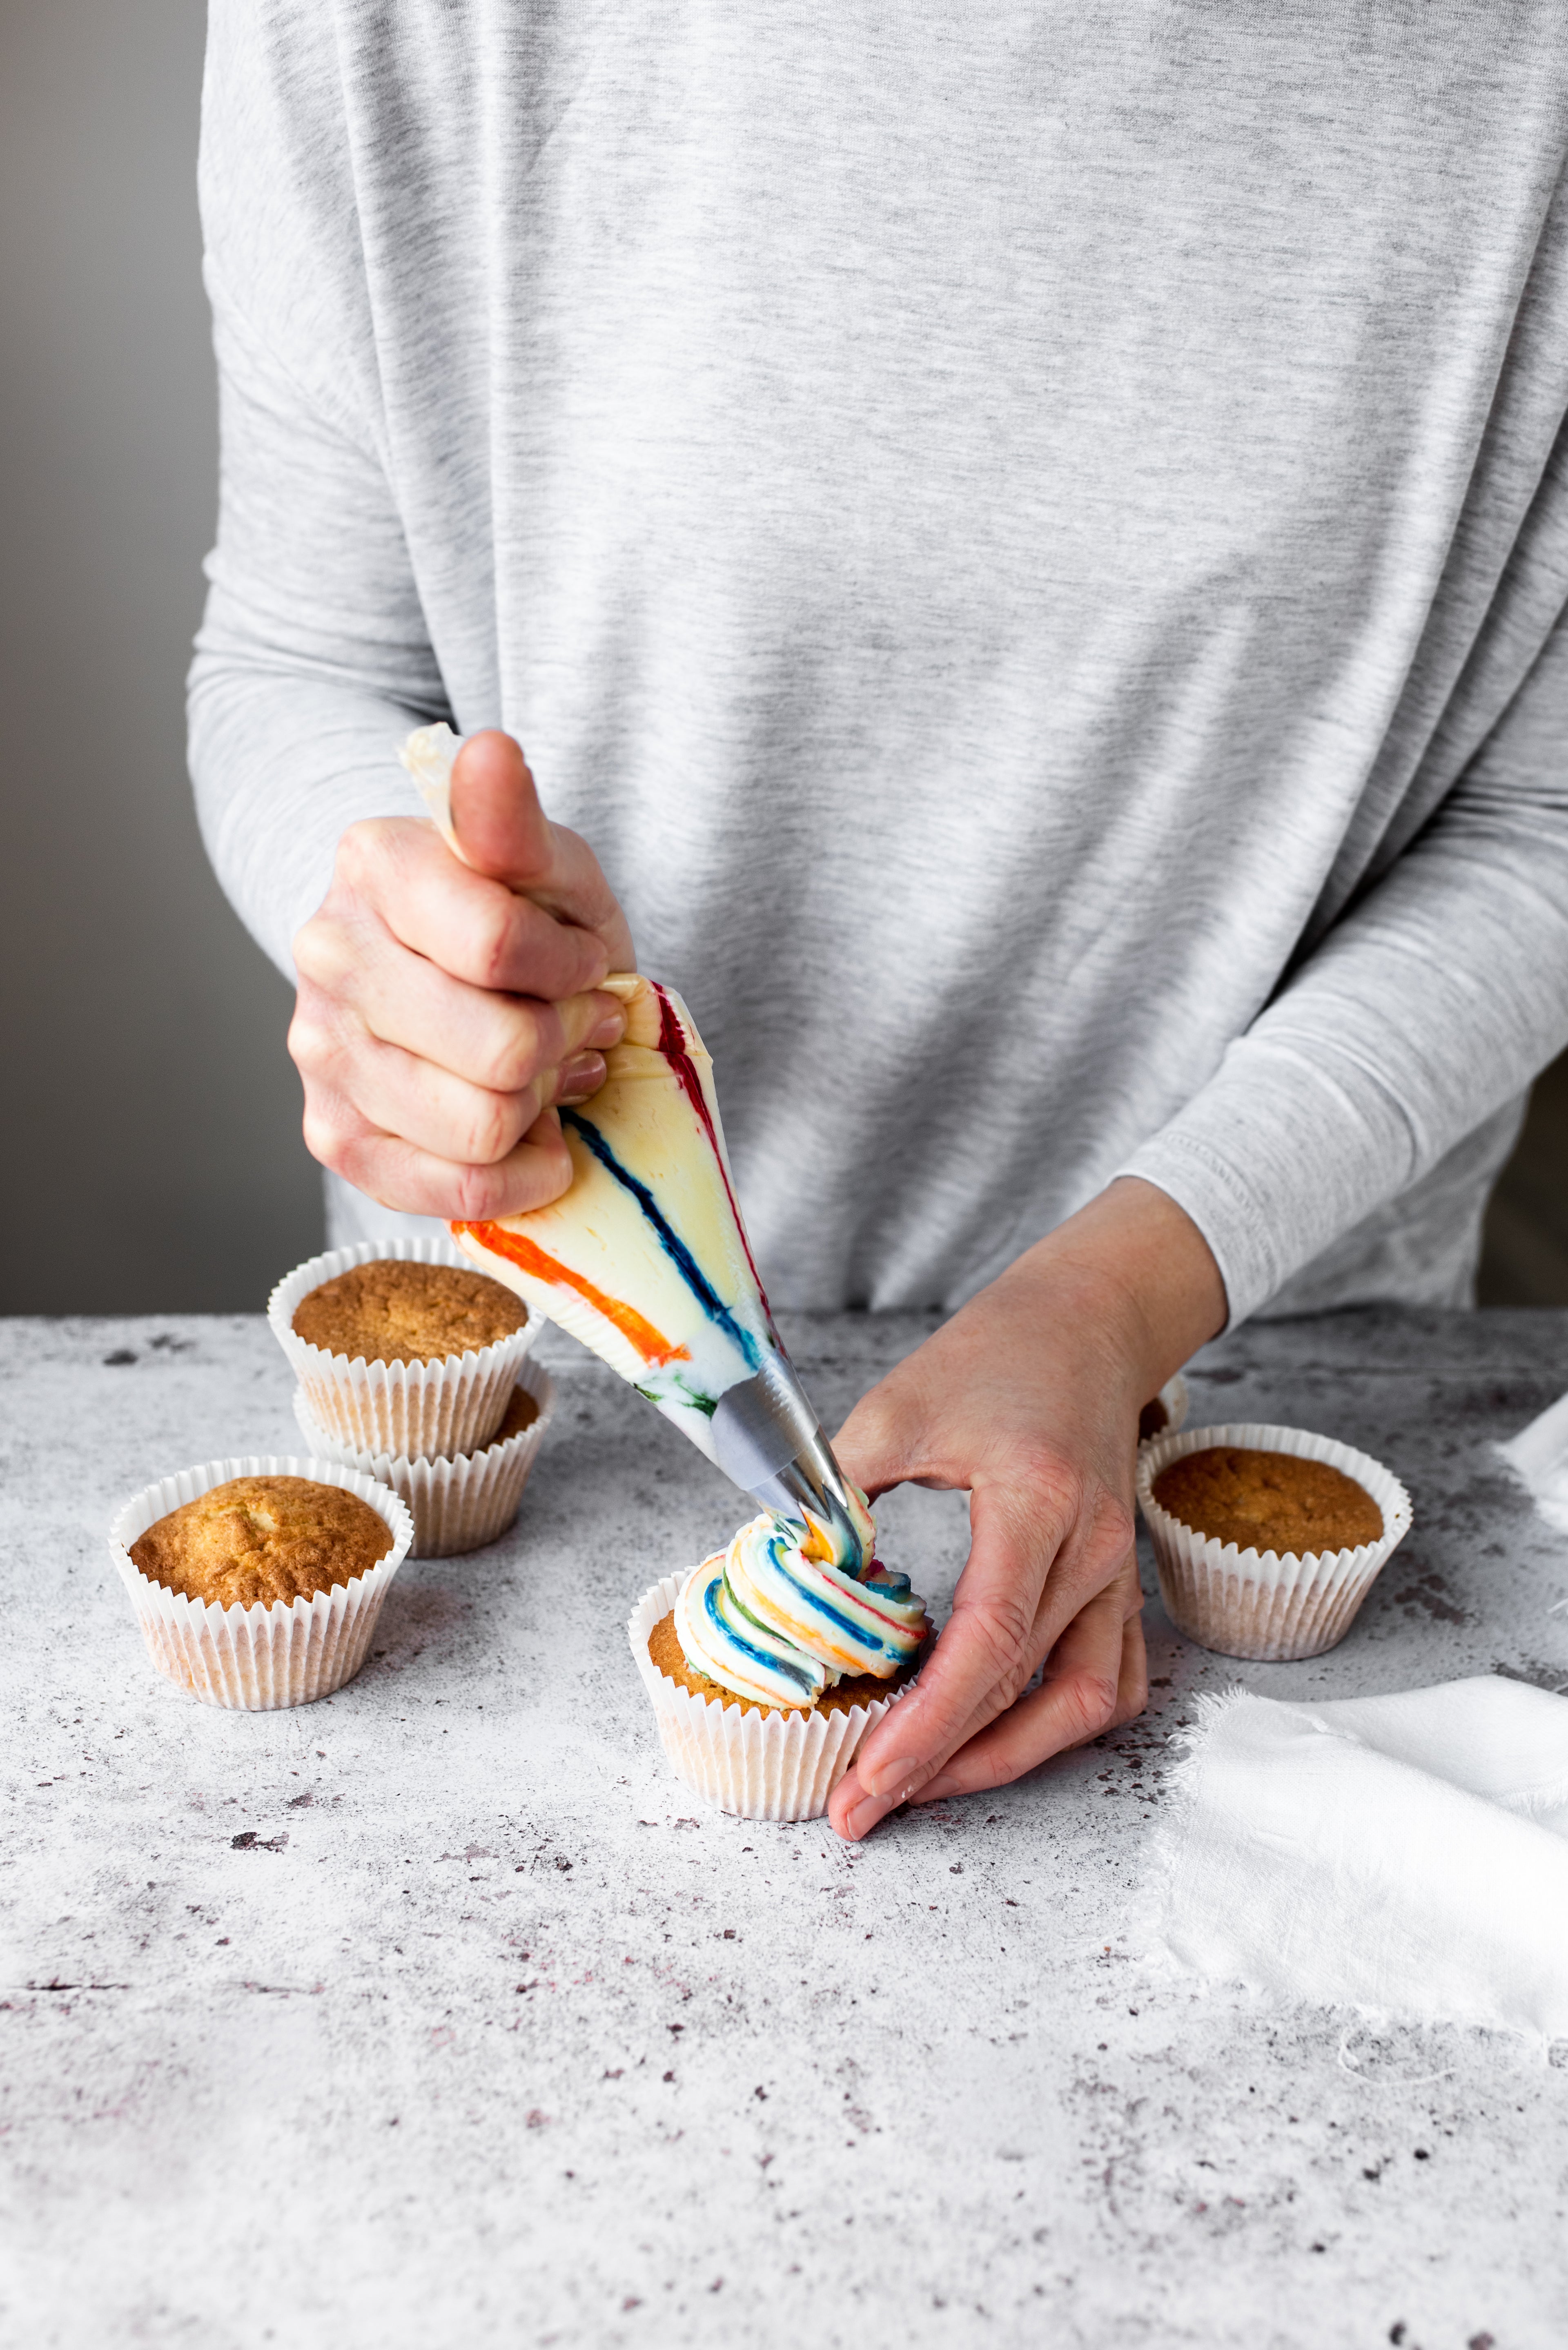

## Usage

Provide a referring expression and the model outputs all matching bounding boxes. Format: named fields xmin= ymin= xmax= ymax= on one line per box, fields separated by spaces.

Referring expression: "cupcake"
xmin=1136 ymin=1420 xmax=1412 ymax=1662
xmin=109 ymin=1456 xmax=414 ymax=1709
xmin=630 ymin=1508 xmax=929 ymax=1822
xmin=293 ymin=1360 xmax=557 ymax=1559
xmin=1138 ymin=1372 xmax=1189 ymax=1445
xmin=269 ymin=1238 xmax=537 ymax=1459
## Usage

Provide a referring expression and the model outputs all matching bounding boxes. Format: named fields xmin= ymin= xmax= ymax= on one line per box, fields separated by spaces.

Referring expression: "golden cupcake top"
xmin=1152 ymin=1446 xmax=1383 ymax=1558
xmin=129 ymin=1475 xmax=392 ymax=1607
xmin=291 ymin=1259 xmax=528 ymax=1365
xmin=489 ymin=1384 xmax=540 ymax=1444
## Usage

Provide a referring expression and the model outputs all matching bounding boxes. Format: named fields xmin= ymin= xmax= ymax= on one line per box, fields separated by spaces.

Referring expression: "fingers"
xmin=331 ymin=819 xmax=617 ymax=1000
xmin=823 ymin=1211 xmax=1202 ymax=1846
xmin=292 ymin=805 xmax=635 ymax=1216
xmin=449 ymin=733 xmax=637 ymax=968
xmin=291 ymin=960 xmax=593 ymax=1218
xmin=830 ymin=1559 xmax=1147 ymax=1841
xmin=293 ymin=724 xmax=638 ymax=1217
xmin=303 ymin=1101 xmax=577 ymax=1223
xmin=448 ymin=731 xmax=553 ymax=890
xmin=1112 ymin=1589 xmax=1150 ymax=1728
xmin=557 ymin=1052 xmax=609 ymax=1106
xmin=849 ymin=1474 xmax=1132 ymax=1804
xmin=908 ymin=1563 xmax=1146 ymax=1803
xmin=833 ymin=1361 xmax=940 ymax=1501
xmin=298 ymin=908 xmax=623 ymax=1096
xmin=305 ymin=1019 xmax=549 ymax=1166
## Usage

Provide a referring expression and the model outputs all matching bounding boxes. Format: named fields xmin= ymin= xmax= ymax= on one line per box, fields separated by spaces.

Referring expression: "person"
xmin=188 ymin=4 xmax=1568 ymax=1842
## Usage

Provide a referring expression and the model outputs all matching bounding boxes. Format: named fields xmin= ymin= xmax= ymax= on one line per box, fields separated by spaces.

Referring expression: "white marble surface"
xmin=3 ymin=1305 xmax=1567 ymax=2350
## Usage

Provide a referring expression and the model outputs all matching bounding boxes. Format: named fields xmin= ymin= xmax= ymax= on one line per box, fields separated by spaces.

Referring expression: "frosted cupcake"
xmin=630 ymin=1500 xmax=929 ymax=1822
xmin=270 ymin=1240 xmax=536 ymax=1460
xmin=1136 ymin=1421 xmax=1412 ymax=1662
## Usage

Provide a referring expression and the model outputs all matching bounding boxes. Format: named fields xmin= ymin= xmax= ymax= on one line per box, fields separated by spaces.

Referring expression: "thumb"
xmin=448 ymin=729 xmax=555 ymax=892
xmin=833 ymin=1369 xmax=936 ymax=1505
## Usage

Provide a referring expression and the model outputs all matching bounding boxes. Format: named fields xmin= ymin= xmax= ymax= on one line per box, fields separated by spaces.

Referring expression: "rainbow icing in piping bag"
xmin=398 ymin=725 xmax=873 ymax=1570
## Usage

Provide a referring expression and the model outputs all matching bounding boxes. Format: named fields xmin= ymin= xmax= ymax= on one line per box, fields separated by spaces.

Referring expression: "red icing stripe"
xmin=820 ymin=1574 xmax=914 ymax=1640
xmin=651 ymin=981 xmax=771 ymax=1313
xmin=453 ymin=1221 xmax=691 ymax=1368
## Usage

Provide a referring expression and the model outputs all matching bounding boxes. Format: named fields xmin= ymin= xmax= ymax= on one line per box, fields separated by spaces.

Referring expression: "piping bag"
xmin=399 ymin=727 xmax=873 ymax=1572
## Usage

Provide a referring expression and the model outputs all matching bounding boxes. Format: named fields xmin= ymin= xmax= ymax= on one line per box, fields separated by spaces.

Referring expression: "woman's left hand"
xmin=826 ymin=1178 xmax=1225 ymax=1841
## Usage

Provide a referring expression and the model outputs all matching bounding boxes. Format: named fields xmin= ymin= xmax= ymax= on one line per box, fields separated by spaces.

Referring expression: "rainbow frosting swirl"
xmin=674 ymin=1506 xmax=927 ymax=1710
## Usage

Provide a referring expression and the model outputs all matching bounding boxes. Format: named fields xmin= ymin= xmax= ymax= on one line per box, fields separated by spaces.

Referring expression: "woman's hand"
xmin=289 ymin=731 xmax=635 ymax=1218
xmin=827 ymin=1178 xmax=1226 ymax=1841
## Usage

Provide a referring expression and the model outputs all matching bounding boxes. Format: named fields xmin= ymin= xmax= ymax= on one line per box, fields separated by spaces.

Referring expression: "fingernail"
xmin=862 ymin=1755 xmax=921 ymax=1800
xmin=843 ymin=1792 xmax=897 ymax=1840
xmin=588 ymin=1007 xmax=627 ymax=1049
xmin=557 ymin=1052 xmax=605 ymax=1104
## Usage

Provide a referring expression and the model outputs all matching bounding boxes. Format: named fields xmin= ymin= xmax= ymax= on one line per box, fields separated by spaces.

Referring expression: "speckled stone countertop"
xmin=3 ymin=1305 xmax=1566 ymax=2350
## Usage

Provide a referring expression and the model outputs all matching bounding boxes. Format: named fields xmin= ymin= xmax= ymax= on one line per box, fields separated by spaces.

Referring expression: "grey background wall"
xmin=0 ymin=0 xmax=1562 ymax=1317
xmin=0 ymin=0 xmax=322 ymax=1313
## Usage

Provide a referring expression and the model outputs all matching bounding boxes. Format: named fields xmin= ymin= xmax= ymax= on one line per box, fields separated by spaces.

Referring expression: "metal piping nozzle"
xmin=708 ymin=1351 xmax=867 ymax=1569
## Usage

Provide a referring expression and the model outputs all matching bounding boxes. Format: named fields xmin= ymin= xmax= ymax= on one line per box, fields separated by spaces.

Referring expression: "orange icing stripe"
xmin=453 ymin=1221 xmax=690 ymax=1368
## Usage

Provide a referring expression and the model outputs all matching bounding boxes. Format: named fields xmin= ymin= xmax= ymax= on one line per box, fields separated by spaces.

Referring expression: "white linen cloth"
xmin=1147 ymin=1679 xmax=1568 ymax=2038
xmin=1499 ymin=1391 xmax=1568 ymax=1539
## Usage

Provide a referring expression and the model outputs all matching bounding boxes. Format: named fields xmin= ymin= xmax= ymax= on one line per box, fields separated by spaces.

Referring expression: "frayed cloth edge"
xmin=1130 ymin=1684 xmax=1561 ymax=2054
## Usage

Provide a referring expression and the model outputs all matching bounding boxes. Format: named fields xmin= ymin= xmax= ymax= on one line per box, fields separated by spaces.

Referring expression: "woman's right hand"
xmin=289 ymin=730 xmax=635 ymax=1219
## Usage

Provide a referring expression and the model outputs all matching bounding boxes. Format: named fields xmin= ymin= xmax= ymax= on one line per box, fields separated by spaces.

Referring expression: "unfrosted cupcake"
xmin=269 ymin=1239 xmax=537 ymax=1459
xmin=1138 ymin=1371 xmax=1189 ymax=1444
xmin=109 ymin=1456 xmax=413 ymax=1709
xmin=293 ymin=1360 xmax=557 ymax=1559
xmin=1136 ymin=1421 xmax=1412 ymax=1662
xmin=131 ymin=1473 xmax=392 ymax=1603
xmin=630 ymin=1507 xmax=928 ymax=1822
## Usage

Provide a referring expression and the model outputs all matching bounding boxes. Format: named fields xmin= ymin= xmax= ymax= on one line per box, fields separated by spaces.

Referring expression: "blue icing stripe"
xmin=562 ymin=1109 xmax=761 ymax=1371
xmin=771 ymin=1537 xmax=896 ymax=1659
xmin=806 ymin=1486 xmax=873 ymax=1576
xmin=703 ymin=1574 xmax=817 ymax=1695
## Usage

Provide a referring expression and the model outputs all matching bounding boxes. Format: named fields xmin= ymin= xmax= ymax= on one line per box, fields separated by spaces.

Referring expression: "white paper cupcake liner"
xmin=628 ymin=1574 xmax=915 ymax=1822
xmin=1136 ymin=1421 xmax=1413 ymax=1662
xmin=108 ymin=1455 xmax=414 ymax=1710
xmin=268 ymin=1237 xmax=539 ymax=1460
xmin=1139 ymin=1371 xmax=1189 ymax=1446
xmin=292 ymin=1360 xmax=556 ymax=1558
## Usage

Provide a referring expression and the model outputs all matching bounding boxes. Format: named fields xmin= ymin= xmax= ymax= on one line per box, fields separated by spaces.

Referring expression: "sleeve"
xmin=185 ymin=2 xmax=450 ymax=980
xmin=1120 ymin=611 xmax=1568 ymax=1325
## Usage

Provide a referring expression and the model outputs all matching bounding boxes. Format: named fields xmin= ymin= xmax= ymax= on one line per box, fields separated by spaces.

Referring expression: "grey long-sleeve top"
xmin=189 ymin=2 xmax=1568 ymax=1324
